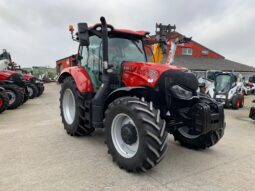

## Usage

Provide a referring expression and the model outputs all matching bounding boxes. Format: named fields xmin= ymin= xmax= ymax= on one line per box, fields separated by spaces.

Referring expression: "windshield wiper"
xmin=131 ymin=40 xmax=143 ymax=54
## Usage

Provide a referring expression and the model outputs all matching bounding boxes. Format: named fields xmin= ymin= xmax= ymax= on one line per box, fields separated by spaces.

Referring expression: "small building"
xmin=168 ymin=32 xmax=225 ymax=59
xmin=159 ymin=31 xmax=255 ymax=79
xmin=56 ymin=55 xmax=77 ymax=74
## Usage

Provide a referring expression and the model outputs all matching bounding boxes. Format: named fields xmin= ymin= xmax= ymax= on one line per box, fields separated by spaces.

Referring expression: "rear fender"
xmin=58 ymin=66 xmax=94 ymax=93
xmin=0 ymin=80 xmax=14 ymax=85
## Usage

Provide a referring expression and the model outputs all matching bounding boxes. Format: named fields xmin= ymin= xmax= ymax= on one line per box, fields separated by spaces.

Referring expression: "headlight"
xmin=171 ymin=85 xmax=193 ymax=100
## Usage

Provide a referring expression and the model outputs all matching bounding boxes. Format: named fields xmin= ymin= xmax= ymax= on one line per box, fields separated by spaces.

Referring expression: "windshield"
xmin=0 ymin=59 xmax=9 ymax=70
xmin=108 ymin=38 xmax=146 ymax=69
xmin=249 ymin=76 xmax=255 ymax=83
xmin=215 ymin=75 xmax=232 ymax=93
xmin=207 ymin=71 xmax=220 ymax=81
xmin=15 ymin=69 xmax=23 ymax=74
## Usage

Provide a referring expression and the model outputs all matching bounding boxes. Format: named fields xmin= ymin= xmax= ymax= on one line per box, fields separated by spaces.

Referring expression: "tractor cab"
xmin=249 ymin=76 xmax=255 ymax=83
xmin=78 ymin=32 xmax=147 ymax=90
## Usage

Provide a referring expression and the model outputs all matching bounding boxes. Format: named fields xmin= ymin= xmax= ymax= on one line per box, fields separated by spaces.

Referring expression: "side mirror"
xmin=78 ymin=23 xmax=90 ymax=46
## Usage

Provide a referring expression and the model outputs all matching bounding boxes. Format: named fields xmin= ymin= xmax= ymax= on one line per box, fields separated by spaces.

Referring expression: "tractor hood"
xmin=122 ymin=61 xmax=187 ymax=88
xmin=0 ymin=70 xmax=19 ymax=80
xmin=23 ymin=74 xmax=33 ymax=81
xmin=0 ymin=70 xmax=25 ymax=87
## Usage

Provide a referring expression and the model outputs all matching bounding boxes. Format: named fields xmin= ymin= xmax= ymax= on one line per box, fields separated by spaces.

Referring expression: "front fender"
xmin=105 ymin=86 xmax=148 ymax=107
xmin=58 ymin=66 xmax=93 ymax=93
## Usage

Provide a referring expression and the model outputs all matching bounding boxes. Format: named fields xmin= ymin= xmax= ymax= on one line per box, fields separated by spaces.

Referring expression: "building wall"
xmin=145 ymin=32 xmax=224 ymax=60
xmin=56 ymin=55 xmax=76 ymax=74
xmin=175 ymin=41 xmax=224 ymax=59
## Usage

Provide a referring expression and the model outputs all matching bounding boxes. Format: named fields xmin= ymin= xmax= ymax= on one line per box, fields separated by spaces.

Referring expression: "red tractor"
xmin=0 ymin=49 xmax=45 ymax=98
xmin=0 ymin=70 xmax=29 ymax=109
xmin=20 ymin=73 xmax=44 ymax=98
xmin=58 ymin=17 xmax=225 ymax=172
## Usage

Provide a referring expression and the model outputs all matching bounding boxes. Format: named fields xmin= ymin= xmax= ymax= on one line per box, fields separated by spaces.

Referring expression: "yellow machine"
xmin=147 ymin=23 xmax=191 ymax=65
xmin=151 ymin=43 xmax=163 ymax=63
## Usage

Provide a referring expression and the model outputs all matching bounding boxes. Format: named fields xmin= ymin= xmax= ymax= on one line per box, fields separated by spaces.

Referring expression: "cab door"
xmin=79 ymin=35 xmax=102 ymax=90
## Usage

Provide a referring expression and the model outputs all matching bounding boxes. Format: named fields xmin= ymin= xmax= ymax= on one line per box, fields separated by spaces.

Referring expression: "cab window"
xmin=80 ymin=35 xmax=102 ymax=90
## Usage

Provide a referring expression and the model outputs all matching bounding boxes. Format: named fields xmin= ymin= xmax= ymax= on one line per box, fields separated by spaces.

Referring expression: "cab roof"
xmin=89 ymin=23 xmax=149 ymax=38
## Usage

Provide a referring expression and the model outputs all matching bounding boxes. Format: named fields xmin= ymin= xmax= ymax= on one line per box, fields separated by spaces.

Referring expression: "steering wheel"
xmin=111 ymin=55 xmax=122 ymax=71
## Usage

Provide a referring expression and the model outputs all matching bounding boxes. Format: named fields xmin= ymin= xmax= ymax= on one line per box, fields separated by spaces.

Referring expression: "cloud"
xmin=0 ymin=0 xmax=254 ymax=67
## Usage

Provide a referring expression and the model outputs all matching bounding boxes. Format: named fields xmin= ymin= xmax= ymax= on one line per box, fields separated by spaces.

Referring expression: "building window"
xmin=182 ymin=48 xmax=192 ymax=56
xmin=201 ymin=50 xmax=209 ymax=55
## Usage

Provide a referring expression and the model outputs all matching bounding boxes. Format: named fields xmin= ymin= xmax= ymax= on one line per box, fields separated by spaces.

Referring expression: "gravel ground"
xmin=0 ymin=83 xmax=255 ymax=191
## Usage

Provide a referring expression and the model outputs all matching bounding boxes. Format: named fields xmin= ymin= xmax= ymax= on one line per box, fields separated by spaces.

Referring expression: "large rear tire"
xmin=0 ymin=92 xmax=9 ymax=113
xmin=4 ymin=84 xmax=24 ymax=109
xmin=60 ymin=76 xmax=94 ymax=136
xmin=104 ymin=97 xmax=168 ymax=172
xmin=27 ymin=83 xmax=39 ymax=99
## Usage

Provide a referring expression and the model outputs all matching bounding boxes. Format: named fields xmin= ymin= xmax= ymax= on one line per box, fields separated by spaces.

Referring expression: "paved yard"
xmin=1 ymin=83 xmax=255 ymax=191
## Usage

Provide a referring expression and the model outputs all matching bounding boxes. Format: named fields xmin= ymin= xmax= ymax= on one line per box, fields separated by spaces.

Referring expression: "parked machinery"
xmin=20 ymin=72 xmax=44 ymax=98
xmin=144 ymin=23 xmax=191 ymax=65
xmin=0 ymin=70 xmax=28 ymax=109
xmin=248 ymin=75 xmax=255 ymax=94
xmin=249 ymin=101 xmax=255 ymax=120
xmin=208 ymin=72 xmax=244 ymax=109
xmin=0 ymin=49 xmax=44 ymax=98
xmin=58 ymin=17 xmax=225 ymax=172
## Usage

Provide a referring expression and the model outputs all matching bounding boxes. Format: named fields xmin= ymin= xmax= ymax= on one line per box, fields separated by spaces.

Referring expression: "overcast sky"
xmin=0 ymin=0 xmax=255 ymax=68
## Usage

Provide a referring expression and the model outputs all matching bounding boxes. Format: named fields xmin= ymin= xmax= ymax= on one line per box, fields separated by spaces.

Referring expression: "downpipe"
xmin=91 ymin=17 xmax=111 ymax=128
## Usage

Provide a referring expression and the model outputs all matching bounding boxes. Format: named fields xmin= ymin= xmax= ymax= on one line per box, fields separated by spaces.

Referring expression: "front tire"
xmin=232 ymin=95 xmax=239 ymax=109
xmin=239 ymin=95 xmax=244 ymax=108
xmin=23 ymin=88 xmax=29 ymax=103
xmin=4 ymin=84 xmax=24 ymax=109
xmin=104 ymin=97 xmax=168 ymax=172
xmin=27 ymin=83 xmax=39 ymax=99
xmin=173 ymin=126 xmax=225 ymax=149
xmin=60 ymin=76 xmax=94 ymax=136
xmin=37 ymin=84 xmax=44 ymax=97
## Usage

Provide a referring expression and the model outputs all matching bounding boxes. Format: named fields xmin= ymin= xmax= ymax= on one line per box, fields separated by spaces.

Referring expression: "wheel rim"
xmin=236 ymin=100 xmax=240 ymax=107
xmin=111 ymin=113 xmax=139 ymax=158
xmin=5 ymin=90 xmax=16 ymax=105
xmin=27 ymin=87 xmax=33 ymax=97
xmin=0 ymin=98 xmax=3 ymax=107
xmin=62 ymin=89 xmax=76 ymax=125
xmin=178 ymin=126 xmax=200 ymax=139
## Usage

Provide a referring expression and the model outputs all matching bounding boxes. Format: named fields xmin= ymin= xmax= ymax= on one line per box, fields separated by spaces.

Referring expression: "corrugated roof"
xmin=174 ymin=56 xmax=255 ymax=72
